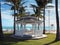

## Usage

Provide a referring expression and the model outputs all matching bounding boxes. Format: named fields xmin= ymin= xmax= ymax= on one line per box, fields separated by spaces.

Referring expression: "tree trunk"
xmin=13 ymin=3 xmax=16 ymax=34
xmin=38 ymin=8 xmax=40 ymax=30
xmin=55 ymin=0 xmax=60 ymax=41
xmin=0 ymin=2 xmax=4 ymax=39
xmin=43 ymin=7 xmax=45 ymax=34
xmin=13 ymin=8 xmax=16 ymax=34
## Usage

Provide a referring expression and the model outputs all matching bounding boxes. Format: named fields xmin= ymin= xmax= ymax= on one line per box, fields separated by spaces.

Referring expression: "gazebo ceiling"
xmin=16 ymin=16 xmax=42 ymax=23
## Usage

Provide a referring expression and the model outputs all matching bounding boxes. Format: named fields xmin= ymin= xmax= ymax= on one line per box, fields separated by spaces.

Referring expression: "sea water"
xmin=2 ymin=26 xmax=56 ymax=31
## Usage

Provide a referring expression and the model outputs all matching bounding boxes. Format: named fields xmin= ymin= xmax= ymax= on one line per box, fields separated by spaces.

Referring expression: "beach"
xmin=3 ymin=29 xmax=56 ymax=34
xmin=45 ymin=30 xmax=56 ymax=34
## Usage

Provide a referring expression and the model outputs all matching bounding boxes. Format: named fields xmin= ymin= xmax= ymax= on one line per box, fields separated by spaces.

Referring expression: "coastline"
xmin=3 ymin=29 xmax=56 ymax=34
xmin=45 ymin=30 xmax=56 ymax=34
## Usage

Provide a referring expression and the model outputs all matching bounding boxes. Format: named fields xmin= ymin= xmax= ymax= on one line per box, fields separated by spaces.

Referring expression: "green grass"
xmin=0 ymin=33 xmax=60 ymax=45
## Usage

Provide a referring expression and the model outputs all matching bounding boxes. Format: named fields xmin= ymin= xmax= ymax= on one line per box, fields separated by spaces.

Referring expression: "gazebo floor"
xmin=32 ymin=34 xmax=47 ymax=39
xmin=11 ymin=34 xmax=47 ymax=40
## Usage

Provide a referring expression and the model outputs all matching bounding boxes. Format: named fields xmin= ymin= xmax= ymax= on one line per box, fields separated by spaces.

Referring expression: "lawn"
xmin=0 ymin=33 xmax=60 ymax=45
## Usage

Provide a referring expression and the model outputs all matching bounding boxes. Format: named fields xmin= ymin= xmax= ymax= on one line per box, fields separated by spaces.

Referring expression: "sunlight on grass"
xmin=50 ymin=41 xmax=60 ymax=45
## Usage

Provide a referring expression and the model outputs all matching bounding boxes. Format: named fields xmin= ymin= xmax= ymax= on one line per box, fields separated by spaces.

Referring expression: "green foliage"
xmin=5 ymin=0 xmax=27 ymax=18
xmin=18 ymin=13 xmax=26 ymax=17
xmin=31 ymin=14 xmax=43 ymax=18
xmin=48 ymin=0 xmax=52 ymax=3
xmin=31 ymin=0 xmax=51 ymax=19
xmin=35 ymin=0 xmax=52 ymax=7
xmin=31 ymin=4 xmax=43 ymax=18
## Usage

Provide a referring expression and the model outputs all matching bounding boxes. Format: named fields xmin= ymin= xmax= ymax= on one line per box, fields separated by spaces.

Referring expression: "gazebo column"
xmin=20 ymin=23 xmax=23 ymax=30
xmin=32 ymin=23 xmax=35 ymax=34
xmin=38 ymin=22 xmax=40 ymax=30
xmin=22 ymin=23 xmax=24 ymax=30
xmin=15 ymin=23 xmax=17 ymax=34
xmin=17 ymin=23 xmax=19 ymax=30
xmin=24 ymin=23 xmax=26 ymax=35
xmin=24 ymin=23 xmax=26 ymax=29
xmin=19 ymin=24 xmax=20 ymax=30
xmin=16 ymin=23 xmax=19 ymax=33
xmin=34 ymin=23 xmax=36 ymax=30
xmin=20 ymin=23 xmax=24 ymax=36
xmin=15 ymin=23 xmax=17 ymax=31
xmin=18 ymin=23 xmax=19 ymax=30
xmin=39 ymin=23 xmax=40 ymax=30
xmin=34 ymin=23 xmax=36 ymax=35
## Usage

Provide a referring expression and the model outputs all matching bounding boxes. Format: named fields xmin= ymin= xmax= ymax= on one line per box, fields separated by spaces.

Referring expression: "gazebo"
xmin=14 ymin=16 xmax=47 ymax=39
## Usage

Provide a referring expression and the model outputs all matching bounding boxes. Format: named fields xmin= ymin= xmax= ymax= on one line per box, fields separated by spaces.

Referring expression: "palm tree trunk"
xmin=13 ymin=8 xmax=16 ymax=34
xmin=37 ymin=14 xmax=39 ymax=30
xmin=38 ymin=8 xmax=40 ymax=30
xmin=0 ymin=2 xmax=4 ymax=39
xmin=55 ymin=0 xmax=60 ymax=41
xmin=43 ymin=7 xmax=45 ymax=34
xmin=13 ymin=2 xmax=16 ymax=34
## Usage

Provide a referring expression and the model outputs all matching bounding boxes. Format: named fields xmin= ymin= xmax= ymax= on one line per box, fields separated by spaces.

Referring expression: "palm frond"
xmin=11 ymin=6 xmax=15 ymax=10
xmin=21 ymin=1 xmax=28 ymax=6
xmin=30 ymin=4 xmax=37 ymax=8
xmin=4 ymin=3 xmax=13 ymax=6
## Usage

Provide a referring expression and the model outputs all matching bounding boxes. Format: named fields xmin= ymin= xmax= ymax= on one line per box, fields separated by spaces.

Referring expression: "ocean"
xmin=2 ymin=26 xmax=56 ymax=31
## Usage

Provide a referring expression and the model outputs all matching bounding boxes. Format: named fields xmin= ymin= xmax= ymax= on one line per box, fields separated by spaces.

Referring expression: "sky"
xmin=1 ymin=0 xmax=60 ymax=28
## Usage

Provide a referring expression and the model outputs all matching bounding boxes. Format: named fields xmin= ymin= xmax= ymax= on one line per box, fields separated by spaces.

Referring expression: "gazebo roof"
xmin=16 ymin=16 xmax=42 ymax=23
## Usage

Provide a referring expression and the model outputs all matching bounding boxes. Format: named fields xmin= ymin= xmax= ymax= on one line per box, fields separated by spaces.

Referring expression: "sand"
xmin=3 ymin=29 xmax=57 ymax=34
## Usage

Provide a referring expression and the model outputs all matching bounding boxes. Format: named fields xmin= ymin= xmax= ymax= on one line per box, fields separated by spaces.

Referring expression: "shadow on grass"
xmin=44 ymin=40 xmax=59 ymax=45
xmin=0 ymin=34 xmax=30 ymax=45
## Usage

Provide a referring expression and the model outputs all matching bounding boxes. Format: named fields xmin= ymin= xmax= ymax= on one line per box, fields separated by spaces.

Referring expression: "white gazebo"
xmin=13 ymin=16 xmax=47 ymax=39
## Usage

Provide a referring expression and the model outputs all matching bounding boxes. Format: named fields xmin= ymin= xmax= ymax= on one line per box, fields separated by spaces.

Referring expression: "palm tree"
xmin=30 ymin=4 xmax=37 ymax=14
xmin=18 ymin=6 xmax=26 ymax=15
xmin=31 ymin=4 xmax=43 ymax=30
xmin=35 ymin=0 xmax=52 ymax=34
xmin=4 ymin=0 xmax=18 ymax=34
xmin=55 ymin=0 xmax=60 ymax=41
xmin=0 ymin=2 xmax=4 ymax=39
xmin=35 ymin=0 xmax=48 ymax=32
xmin=43 ymin=7 xmax=45 ymax=34
xmin=5 ymin=0 xmax=26 ymax=34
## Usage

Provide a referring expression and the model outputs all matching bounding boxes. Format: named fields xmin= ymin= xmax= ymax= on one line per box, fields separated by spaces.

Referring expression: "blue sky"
xmin=1 ymin=0 xmax=60 ymax=28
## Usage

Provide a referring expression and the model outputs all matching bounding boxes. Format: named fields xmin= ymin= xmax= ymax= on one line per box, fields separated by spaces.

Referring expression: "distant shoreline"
xmin=3 ymin=29 xmax=56 ymax=34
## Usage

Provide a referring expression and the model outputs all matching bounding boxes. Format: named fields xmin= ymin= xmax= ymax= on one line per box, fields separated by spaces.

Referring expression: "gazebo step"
xmin=11 ymin=34 xmax=47 ymax=40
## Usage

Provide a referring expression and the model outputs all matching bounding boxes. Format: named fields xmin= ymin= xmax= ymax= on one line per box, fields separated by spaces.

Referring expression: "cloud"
xmin=2 ymin=10 xmax=13 ymax=14
xmin=2 ymin=20 xmax=13 ymax=27
xmin=1 ymin=10 xmax=13 ymax=20
xmin=1 ymin=8 xmax=5 ymax=10
xmin=2 ymin=13 xmax=13 ymax=20
xmin=25 ymin=8 xmax=33 ymax=10
xmin=1 ymin=2 xmax=12 ymax=5
xmin=1 ymin=10 xmax=14 ymax=27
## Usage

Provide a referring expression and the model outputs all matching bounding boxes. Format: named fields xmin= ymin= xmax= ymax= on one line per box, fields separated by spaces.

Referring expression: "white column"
xmin=19 ymin=24 xmax=20 ymax=30
xmin=17 ymin=23 xmax=19 ymax=30
xmin=39 ymin=23 xmax=40 ymax=30
xmin=20 ymin=23 xmax=23 ymax=30
xmin=18 ymin=23 xmax=19 ymax=31
xmin=35 ymin=23 xmax=36 ymax=30
xmin=16 ymin=23 xmax=17 ymax=31
xmin=34 ymin=23 xmax=36 ymax=36
xmin=24 ymin=23 xmax=26 ymax=29
xmin=32 ymin=23 xmax=35 ymax=35
xmin=21 ymin=23 xmax=24 ymax=36
xmin=15 ymin=23 xmax=17 ymax=34
xmin=20 ymin=23 xmax=21 ymax=30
